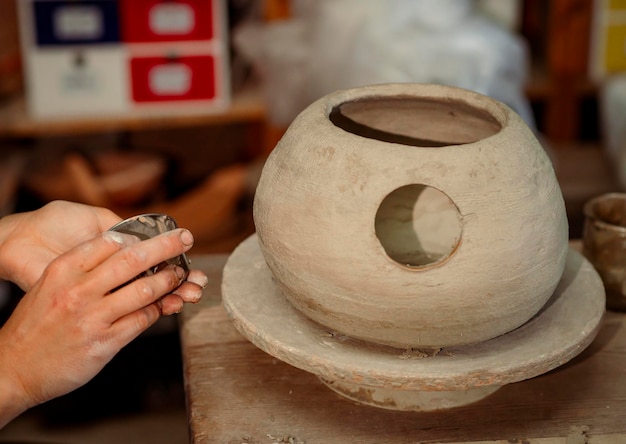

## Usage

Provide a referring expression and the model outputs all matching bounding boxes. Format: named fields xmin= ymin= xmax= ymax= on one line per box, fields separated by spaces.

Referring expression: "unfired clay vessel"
xmin=253 ymin=83 xmax=569 ymax=348
xmin=223 ymin=83 xmax=604 ymax=411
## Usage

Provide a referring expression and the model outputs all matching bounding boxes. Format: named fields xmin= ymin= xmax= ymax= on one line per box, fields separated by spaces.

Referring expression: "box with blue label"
xmin=30 ymin=0 xmax=120 ymax=46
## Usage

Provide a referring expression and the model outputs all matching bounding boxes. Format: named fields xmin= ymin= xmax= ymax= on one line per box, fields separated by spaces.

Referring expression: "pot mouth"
xmin=329 ymin=95 xmax=502 ymax=147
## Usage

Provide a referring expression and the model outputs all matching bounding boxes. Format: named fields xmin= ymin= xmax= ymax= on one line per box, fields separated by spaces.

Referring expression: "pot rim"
xmin=584 ymin=192 xmax=626 ymax=234
xmin=320 ymin=83 xmax=510 ymax=138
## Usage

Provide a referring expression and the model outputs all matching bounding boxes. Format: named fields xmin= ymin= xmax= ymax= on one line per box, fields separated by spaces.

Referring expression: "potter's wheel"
xmin=222 ymin=235 xmax=605 ymax=411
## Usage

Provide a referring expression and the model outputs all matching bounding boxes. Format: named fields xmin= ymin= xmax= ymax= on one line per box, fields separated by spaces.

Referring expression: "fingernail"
xmin=181 ymin=229 xmax=194 ymax=246
xmin=190 ymin=289 xmax=203 ymax=303
xmin=174 ymin=288 xmax=202 ymax=303
xmin=189 ymin=274 xmax=209 ymax=289
xmin=103 ymin=231 xmax=125 ymax=245
xmin=174 ymin=266 xmax=185 ymax=280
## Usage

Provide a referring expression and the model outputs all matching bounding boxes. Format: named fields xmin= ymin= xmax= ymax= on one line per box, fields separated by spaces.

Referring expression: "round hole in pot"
xmin=375 ymin=184 xmax=462 ymax=268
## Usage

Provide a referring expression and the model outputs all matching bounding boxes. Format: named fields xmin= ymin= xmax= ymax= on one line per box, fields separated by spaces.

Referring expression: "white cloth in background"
xmin=235 ymin=0 xmax=533 ymax=129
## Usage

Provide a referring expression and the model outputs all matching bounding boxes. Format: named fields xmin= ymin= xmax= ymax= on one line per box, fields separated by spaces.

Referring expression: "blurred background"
xmin=0 ymin=0 xmax=624 ymax=442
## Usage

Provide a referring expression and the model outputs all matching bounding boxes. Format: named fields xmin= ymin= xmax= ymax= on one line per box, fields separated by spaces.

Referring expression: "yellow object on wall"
xmin=591 ymin=0 xmax=626 ymax=80
xmin=604 ymin=24 xmax=626 ymax=72
xmin=610 ymin=0 xmax=626 ymax=10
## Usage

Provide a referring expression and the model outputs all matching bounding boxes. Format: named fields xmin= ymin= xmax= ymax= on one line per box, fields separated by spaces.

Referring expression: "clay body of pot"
xmin=253 ymin=83 xmax=568 ymax=348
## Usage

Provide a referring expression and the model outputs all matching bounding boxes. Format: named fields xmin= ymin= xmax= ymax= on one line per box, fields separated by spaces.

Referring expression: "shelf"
xmin=524 ymin=61 xmax=597 ymax=102
xmin=0 ymin=84 xmax=267 ymax=139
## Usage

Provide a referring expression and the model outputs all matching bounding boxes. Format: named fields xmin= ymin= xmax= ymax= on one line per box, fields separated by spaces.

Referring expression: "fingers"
xmin=160 ymin=295 xmax=184 ymax=315
xmin=37 ymin=232 xmax=141 ymax=297
xmin=104 ymin=270 xmax=206 ymax=321
xmin=105 ymin=303 xmax=162 ymax=349
xmin=91 ymin=228 xmax=194 ymax=295
xmin=42 ymin=230 xmax=140 ymax=277
xmin=165 ymin=270 xmax=208 ymax=313
xmin=185 ymin=269 xmax=209 ymax=289
xmin=102 ymin=264 xmax=186 ymax=322
xmin=173 ymin=270 xmax=207 ymax=302
xmin=97 ymin=228 xmax=202 ymax=322
xmin=43 ymin=225 xmax=203 ymax=327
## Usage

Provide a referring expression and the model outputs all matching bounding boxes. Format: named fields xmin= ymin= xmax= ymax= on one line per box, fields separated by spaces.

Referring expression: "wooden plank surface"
xmin=180 ymin=253 xmax=626 ymax=444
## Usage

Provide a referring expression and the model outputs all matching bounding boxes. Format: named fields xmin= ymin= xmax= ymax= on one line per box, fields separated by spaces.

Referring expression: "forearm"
xmin=0 ymin=334 xmax=31 ymax=429
xmin=0 ymin=214 xmax=30 ymax=429
xmin=0 ymin=372 xmax=29 ymax=429
xmin=0 ymin=211 xmax=29 ymax=285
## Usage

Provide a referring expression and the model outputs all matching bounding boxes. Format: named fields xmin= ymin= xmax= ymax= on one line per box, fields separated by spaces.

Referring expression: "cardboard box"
xmin=18 ymin=0 xmax=230 ymax=120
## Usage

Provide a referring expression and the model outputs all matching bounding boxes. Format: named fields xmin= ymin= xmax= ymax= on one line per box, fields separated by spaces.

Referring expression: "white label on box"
xmin=53 ymin=6 xmax=104 ymax=40
xmin=62 ymin=70 xmax=98 ymax=92
xmin=149 ymin=3 xmax=195 ymax=35
xmin=149 ymin=63 xmax=192 ymax=95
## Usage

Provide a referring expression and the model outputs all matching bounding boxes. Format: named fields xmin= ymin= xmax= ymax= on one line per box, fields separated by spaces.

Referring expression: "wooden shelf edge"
xmin=0 ymin=84 xmax=266 ymax=139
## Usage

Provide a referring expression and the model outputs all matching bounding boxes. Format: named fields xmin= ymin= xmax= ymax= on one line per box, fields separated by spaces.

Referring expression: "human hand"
xmin=0 ymin=226 xmax=207 ymax=427
xmin=0 ymin=200 xmax=122 ymax=291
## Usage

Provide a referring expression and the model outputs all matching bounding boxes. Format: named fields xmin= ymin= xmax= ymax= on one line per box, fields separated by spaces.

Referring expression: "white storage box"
xmin=23 ymin=46 xmax=128 ymax=119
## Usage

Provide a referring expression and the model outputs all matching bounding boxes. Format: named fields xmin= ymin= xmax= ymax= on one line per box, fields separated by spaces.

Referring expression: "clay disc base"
xmin=320 ymin=378 xmax=501 ymax=411
xmin=222 ymin=235 xmax=605 ymax=411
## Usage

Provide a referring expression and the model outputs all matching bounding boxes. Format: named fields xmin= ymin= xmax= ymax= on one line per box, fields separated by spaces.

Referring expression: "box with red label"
xmin=119 ymin=0 xmax=219 ymax=43
xmin=130 ymin=54 xmax=214 ymax=102
xmin=128 ymin=43 xmax=229 ymax=110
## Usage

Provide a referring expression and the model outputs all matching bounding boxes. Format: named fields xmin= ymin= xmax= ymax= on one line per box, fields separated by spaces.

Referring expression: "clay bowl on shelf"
xmin=24 ymin=150 xmax=167 ymax=208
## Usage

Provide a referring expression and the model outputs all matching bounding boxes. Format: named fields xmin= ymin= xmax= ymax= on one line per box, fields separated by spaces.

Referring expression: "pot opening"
xmin=584 ymin=193 xmax=626 ymax=229
xmin=330 ymin=96 xmax=501 ymax=147
xmin=375 ymin=184 xmax=462 ymax=268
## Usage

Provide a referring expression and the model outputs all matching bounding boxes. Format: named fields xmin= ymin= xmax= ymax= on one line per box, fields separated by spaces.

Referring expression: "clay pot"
xmin=253 ymin=83 xmax=568 ymax=348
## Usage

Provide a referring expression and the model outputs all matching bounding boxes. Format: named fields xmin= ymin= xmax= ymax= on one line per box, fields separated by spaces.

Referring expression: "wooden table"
xmin=180 ymin=254 xmax=626 ymax=444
